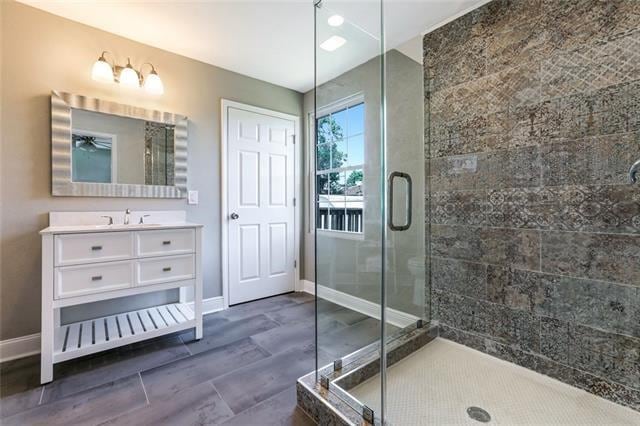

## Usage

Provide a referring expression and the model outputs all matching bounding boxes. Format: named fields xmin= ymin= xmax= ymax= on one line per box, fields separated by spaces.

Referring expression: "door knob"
xmin=230 ymin=212 xmax=240 ymax=220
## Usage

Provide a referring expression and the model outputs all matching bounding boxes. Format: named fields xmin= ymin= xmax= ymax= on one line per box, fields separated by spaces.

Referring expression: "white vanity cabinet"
xmin=40 ymin=211 xmax=203 ymax=384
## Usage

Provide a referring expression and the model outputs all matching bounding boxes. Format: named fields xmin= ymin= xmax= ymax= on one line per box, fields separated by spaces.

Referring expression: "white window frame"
xmin=308 ymin=93 xmax=365 ymax=240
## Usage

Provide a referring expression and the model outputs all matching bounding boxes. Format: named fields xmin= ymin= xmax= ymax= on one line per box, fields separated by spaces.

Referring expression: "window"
xmin=314 ymin=98 xmax=364 ymax=234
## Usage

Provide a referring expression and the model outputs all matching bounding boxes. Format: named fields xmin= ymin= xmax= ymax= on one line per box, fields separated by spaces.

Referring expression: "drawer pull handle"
xmin=91 ymin=246 xmax=103 ymax=251
xmin=162 ymin=241 xmax=171 ymax=245
xmin=163 ymin=267 xmax=172 ymax=272
xmin=91 ymin=275 xmax=103 ymax=281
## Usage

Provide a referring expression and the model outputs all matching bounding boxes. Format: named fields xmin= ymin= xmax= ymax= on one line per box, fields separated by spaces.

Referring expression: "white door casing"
xmin=222 ymin=100 xmax=299 ymax=305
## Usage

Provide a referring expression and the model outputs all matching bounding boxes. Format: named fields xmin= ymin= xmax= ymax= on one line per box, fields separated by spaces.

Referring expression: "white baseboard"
xmin=0 ymin=333 xmax=40 ymax=363
xmin=186 ymin=296 xmax=225 ymax=316
xmin=305 ymin=282 xmax=419 ymax=328
xmin=300 ymin=279 xmax=315 ymax=295
xmin=0 ymin=296 xmax=226 ymax=363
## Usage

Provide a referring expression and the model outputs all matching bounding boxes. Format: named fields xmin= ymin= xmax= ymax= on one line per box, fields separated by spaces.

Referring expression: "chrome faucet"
xmin=629 ymin=159 xmax=640 ymax=184
xmin=124 ymin=209 xmax=131 ymax=225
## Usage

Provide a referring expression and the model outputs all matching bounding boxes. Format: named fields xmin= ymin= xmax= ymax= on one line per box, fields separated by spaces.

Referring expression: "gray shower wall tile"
xmin=430 ymin=62 xmax=541 ymax=122
xmin=541 ymin=133 xmax=640 ymax=187
xmin=431 ymin=224 xmax=540 ymax=270
xmin=431 ymin=185 xmax=640 ymax=234
xmin=436 ymin=290 xmax=540 ymax=352
xmin=431 ymin=257 xmax=487 ymax=298
xmin=542 ymin=0 xmax=640 ymax=53
xmin=430 ymin=146 xmax=541 ymax=192
xmin=541 ymin=30 xmax=640 ymax=100
xmin=541 ymin=231 xmax=640 ymax=285
xmin=487 ymin=266 xmax=640 ymax=337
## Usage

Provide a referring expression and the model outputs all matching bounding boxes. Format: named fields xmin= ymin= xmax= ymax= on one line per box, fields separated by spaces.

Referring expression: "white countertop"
xmin=40 ymin=222 xmax=203 ymax=235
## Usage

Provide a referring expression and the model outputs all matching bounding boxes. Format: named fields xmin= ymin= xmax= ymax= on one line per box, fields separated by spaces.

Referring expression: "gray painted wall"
xmin=426 ymin=0 xmax=640 ymax=410
xmin=0 ymin=1 xmax=303 ymax=340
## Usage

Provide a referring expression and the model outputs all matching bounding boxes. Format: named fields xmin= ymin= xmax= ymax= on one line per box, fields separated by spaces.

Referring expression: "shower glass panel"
xmin=313 ymin=0 xmax=385 ymax=416
xmin=314 ymin=0 xmax=428 ymax=423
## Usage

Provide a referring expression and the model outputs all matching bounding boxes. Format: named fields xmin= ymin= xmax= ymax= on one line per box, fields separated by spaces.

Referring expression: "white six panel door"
xmin=227 ymin=106 xmax=295 ymax=305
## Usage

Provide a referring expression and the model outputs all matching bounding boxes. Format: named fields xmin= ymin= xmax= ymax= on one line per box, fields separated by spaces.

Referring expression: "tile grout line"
xmin=178 ymin=334 xmax=193 ymax=356
xmin=138 ymin=372 xmax=150 ymax=405
xmin=37 ymin=386 xmax=45 ymax=405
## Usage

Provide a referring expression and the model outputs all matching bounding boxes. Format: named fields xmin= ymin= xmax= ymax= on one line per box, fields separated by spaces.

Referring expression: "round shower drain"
xmin=467 ymin=406 xmax=491 ymax=423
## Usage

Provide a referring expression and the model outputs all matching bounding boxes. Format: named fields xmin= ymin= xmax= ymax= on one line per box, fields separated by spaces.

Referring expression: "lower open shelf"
xmin=53 ymin=303 xmax=195 ymax=363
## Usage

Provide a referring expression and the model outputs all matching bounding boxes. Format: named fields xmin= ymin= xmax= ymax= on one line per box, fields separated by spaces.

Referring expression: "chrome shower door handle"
xmin=388 ymin=171 xmax=412 ymax=231
xmin=629 ymin=159 xmax=640 ymax=184
xmin=230 ymin=212 xmax=240 ymax=220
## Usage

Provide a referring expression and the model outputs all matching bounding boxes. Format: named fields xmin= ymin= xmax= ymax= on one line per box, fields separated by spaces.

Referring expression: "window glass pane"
xmin=329 ymin=172 xmax=345 ymax=196
xmin=345 ymin=169 xmax=363 ymax=232
xmin=331 ymin=139 xmax=347 ymax=170
xmin=347 ymin=103 xmax=364 ymax=137
xmin=316 ymin=173 xmax=330 ymax=230
xmin=316 ymin=115 xmax=333 ymax=144
xmin=316 ymin=142 xmax=332 ymax=171
xmin=347 ymin=134 xmax=364 ymax=166
xmin=331 ymin=108 xmax=347 ymax=141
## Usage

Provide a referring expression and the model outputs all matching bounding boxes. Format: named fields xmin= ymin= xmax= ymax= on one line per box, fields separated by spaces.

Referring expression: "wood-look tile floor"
xmin=0 ymin=292 xmax=383 ymax=425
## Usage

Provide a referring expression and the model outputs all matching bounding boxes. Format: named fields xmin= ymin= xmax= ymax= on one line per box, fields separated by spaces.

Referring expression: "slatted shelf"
xmin=53 ymin=303 xmax=195 ymax=363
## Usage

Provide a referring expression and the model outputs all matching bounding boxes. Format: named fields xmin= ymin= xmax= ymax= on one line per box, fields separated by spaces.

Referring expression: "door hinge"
xmin=293 ymin=197 xmax=297 ymax=207
xmin=294 ymin=260 xmax=297 ymax=268
xmin=292 ymin=135 xmax=296 ymax=144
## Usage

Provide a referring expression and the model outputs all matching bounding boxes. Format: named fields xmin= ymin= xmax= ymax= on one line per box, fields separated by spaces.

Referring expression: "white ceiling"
xmin=19 ymin=0 xmax=488 ymax=93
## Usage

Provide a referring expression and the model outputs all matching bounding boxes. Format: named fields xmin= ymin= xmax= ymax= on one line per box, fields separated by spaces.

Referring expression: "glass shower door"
xmin=313 ymin=1 xmax=428 ymax=424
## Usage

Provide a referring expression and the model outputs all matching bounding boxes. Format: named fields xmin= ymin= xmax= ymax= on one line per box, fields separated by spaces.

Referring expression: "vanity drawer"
xmin=136 ymin=254 xmax=195 ymax=286
xmin=135 ymin=229 xmax=195 ymax=257
xmin=55 ymin=261 xmax=133 ymax=299
xmin=55 ymin=232 xmax=133 ymax=266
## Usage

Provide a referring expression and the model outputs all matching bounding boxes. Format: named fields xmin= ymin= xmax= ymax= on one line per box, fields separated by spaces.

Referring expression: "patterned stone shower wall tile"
xmin=542 ymin=0 xmax=640 ymax=52
xmin=488 ymin=266 xmax=640 ymax=337
xmin=550 ymin=80 xmax=640 ymax=139
xmin=430 ymin=146 xmax=541 ymax=192
xmin=426 ymin=36 xmax=487 ymax=92
xmin=431 ymin=185 xmax=640 ymax=234
xmin=430 ymin=109 xmax=510 ymax=157
xmin=430 ymin=62 xmax=541 ymax=121
xmin=541 ymin=133 xmax=640 ymax=186
xmin=541 ymin=231 xmax=640 ymax=284
xmin=540 ymin=317 xmax=570 ymax=362
xmin=541 ymin=31 xmax=640 ymax=100
xmin=431 ymin=257 xmax=487 ymax=298
xmin=431 ymin=224 xmax=541 ymax=270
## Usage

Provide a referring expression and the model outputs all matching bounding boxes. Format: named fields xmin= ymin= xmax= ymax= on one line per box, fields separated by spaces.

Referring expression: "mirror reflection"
xmin=71 ymin=109 xmax=175 ymax=186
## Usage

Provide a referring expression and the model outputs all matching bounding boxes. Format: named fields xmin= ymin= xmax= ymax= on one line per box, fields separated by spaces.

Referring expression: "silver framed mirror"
xmin=51 ymin=90 xmax=188 ymax=198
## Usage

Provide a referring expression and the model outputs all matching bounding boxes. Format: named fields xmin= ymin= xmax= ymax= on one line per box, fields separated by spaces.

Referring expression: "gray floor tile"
xmin=320 ymin=317 xmax=383 ymax=359
xmin=221 ymin=386 xmax=314 ymax=426
xmin=141 ymin=337 xmax=271 ymax=401
xmin=100 ymin=381 xmax=234 ymax=426
xmin=265 ymin=302 xmax=316 ymax=325
xmin=217 ymin=294 xmax=307 ymax=322
xmin=183 ymin=313 xmax=280 ymax=355
xmin=213 ymin=344 xmax=315 ymax=414
xmin=250 ymin=321 xmax=315 ymax=355
xmin=3 ymin=374 xmax=147 ymax=426
xmin=42 ymin=335 xmax=190 ymax=404
xmin=0 ymin=387 xmax=43 ymax=419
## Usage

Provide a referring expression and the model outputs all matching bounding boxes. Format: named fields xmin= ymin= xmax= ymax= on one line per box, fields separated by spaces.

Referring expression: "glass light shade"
xmin=327 ymin=14 xmax=344 ymax=27
xmin=143 ymin=72 xmax=164 ymax=95
xmin=119 ymin=65 xmax=140 ymax=88
xmin=320 ymin=35 xmax=346 ymax=52
xmin=91 ymin=59 xmax=114 ymax=83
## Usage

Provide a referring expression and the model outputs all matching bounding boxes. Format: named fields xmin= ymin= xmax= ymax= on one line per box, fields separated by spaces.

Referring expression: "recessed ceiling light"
xmin=320 ymin=35 xmax=346 ymax=52
xmin=327 ymin=14 xmax=344 ymax=27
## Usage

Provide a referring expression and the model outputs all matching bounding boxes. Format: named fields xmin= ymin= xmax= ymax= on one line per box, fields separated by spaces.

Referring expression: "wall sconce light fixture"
xmin=91 ymin=51 xmax=164 ymax=95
